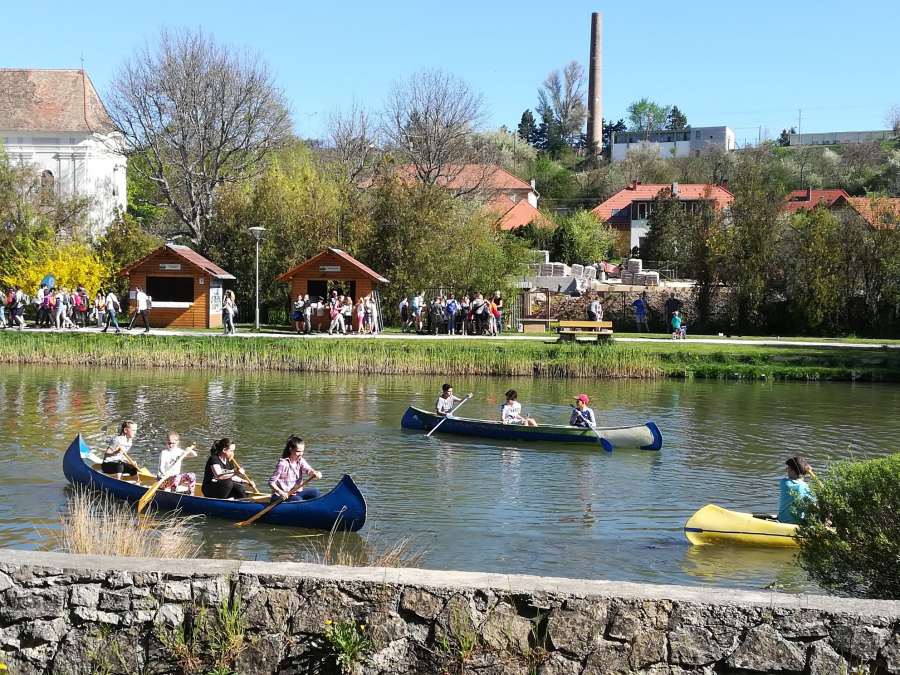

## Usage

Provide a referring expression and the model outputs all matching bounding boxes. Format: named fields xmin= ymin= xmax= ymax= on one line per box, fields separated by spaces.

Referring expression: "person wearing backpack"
xmin=34 ymin=283 xmax=48 ymax=328
xmin=101 ymin=288 xmax=122 ymax=334
xmin=12 ymin=286 xmax=27 ymax=330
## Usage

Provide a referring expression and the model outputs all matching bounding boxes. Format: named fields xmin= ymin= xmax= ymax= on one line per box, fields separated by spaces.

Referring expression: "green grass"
xmin=0 ymin=331 xmax=898 ymax=380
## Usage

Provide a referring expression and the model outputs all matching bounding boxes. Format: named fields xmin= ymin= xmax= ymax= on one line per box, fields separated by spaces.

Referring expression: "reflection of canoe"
xmin=684 ymin=504 xmax=798 ymax=547
xmin=63 ymin=435 xmax=366 ymax=532
xmin=400 ymin=407 xmax=662 ymax=450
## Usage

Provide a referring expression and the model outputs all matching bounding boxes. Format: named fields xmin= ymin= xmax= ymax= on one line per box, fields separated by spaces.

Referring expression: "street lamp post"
xmin=248 ymin=227 xmax=266 ymax=331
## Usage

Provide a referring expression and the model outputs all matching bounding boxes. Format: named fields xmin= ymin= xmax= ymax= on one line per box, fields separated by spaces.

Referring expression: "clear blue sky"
xmin=3 ymin=0 xmax=897 ymax=147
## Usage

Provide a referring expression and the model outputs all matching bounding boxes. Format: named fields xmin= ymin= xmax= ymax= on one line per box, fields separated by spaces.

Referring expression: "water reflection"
xmin=0 ymin=365 xmax=898 ymax=591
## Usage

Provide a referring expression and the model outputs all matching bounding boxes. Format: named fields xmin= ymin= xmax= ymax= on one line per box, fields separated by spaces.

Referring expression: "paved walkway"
xmin=35 ymin=324 xmax=899 ymax=350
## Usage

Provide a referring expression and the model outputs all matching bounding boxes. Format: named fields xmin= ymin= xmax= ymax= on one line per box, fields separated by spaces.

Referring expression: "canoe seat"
xmin=751 ymin=513 xmax=779 ymax=522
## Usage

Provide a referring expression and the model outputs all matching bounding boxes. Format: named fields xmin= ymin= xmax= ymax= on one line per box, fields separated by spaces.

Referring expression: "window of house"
xmin=146 ymin=276 xmax=194 ymax=303
xmin=695 ymin=130 xmax=701 ymax=140
xmin=635 ymin=202 xmax=652 ymax=220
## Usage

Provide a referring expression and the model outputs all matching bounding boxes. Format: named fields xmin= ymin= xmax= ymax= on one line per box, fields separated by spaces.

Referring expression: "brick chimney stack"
xmin=586 ymin=12 xmax=602 ymax=156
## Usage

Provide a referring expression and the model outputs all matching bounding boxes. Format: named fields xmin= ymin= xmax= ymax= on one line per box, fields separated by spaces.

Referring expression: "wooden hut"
xmin=117 ymin=245 xmax=235 ymax=329
xmin=276 ymin=249 xmax=389 ymax=332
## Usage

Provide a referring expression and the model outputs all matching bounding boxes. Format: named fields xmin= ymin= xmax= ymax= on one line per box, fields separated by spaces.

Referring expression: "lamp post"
xmin=248 ymin=227 xmax=266 ymax=331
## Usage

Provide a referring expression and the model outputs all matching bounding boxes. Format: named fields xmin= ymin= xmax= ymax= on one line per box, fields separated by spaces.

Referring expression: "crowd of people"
xmin=398 ymin=290 xmax=505 ymax=336
xmin=291 ymin=291 xmax=380 ymax=336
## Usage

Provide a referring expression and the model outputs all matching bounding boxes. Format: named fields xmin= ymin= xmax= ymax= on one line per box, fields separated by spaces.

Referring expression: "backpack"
xmin=20 ymin=294 xmax=31 ymax=308
xmin=146 ymin=296 xmax=153 ymax=310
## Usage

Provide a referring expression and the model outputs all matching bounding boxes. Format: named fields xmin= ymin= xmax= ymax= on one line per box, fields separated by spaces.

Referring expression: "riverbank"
xmin=1 ymin=330 xmax=900 ymax=380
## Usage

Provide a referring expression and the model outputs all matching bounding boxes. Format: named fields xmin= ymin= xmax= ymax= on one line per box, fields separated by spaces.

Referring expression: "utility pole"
xmin=798 ymin=109 xmax=802 ymax=147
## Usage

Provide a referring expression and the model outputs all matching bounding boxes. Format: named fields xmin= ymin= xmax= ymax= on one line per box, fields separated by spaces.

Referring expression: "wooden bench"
xmin=557 ymin=320 xmax=614 ymax=342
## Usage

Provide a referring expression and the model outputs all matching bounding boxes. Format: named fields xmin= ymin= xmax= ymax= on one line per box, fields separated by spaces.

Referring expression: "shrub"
xmin=796 ymin=454 xmax=900 ymax=599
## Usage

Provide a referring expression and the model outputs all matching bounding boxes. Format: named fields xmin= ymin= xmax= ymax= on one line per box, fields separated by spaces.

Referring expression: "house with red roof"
xmin=590 ymin=181 xmax=734 ymax=254
xmin=0 ymin=69 xmax=126 ymax=234
xmin=783 ymin=188 xmax=900 ymax=229
xmin=783 ymin=188 xmax=851 ymax=213
xmin=360 ymin=164 xmax=551 ymax=231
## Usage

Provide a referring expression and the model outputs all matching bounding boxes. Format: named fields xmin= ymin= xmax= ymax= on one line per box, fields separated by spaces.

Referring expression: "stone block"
xmin=158 ymin=603 xmax=184 ymax=627
xmin=547 ymin=608 xmax=603 ymax=659
xmin=0 ymin=587 xmax=66 ymax=622
xmin=725 ymin=623 xmax=805 ymax=672
xmin=481 ymin=604 xmax=532 ymax=655
xmin=192 ymin=577 xmax=227 ymax=605
xmin=163 ymin=580 xmax=191 ymax=602
xmin=832 ymin=624 xmax=890 ymax=661
xmin=69 ymin=584 xmax=100 ymax=608
xmin=629 ymin=630 xmax=667 ymax=670
xmin=669 ymin=624 xmax=740 ymax=666
xmin=880 ymin=633 xmax=900 ymax=674
xmin=582 ymin=639 xmax=628 ymax=674
xmin=399 ymin=587 xmax=443 ymax=620
xmin=774 ymin=609 xmax=830 ymax=638
xmin=608 ymin=602 xmax=642 ymax=640
xmin=99 ymin=589 xmax=131 ymax=612
xmin=21 ymin=618 xmax=67 ymax=645
xmin=808 ymin=640 xmax=852 ymax=675
xmin=539 ymin=651 xmax=582 ymax=675
xmin=0 ymin=570 xmax=13 ymax=592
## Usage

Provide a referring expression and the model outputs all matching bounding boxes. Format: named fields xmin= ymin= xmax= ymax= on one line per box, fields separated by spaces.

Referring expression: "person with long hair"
xmin=201 ymin=438 xmax=249 ymax=499
xmin=102 ymin=420 xmax=139 ymax=479
xmin=268 ymin=436 xmax=322 ymax=502
xmin=222 ymin=289 xmax=237 ymax=336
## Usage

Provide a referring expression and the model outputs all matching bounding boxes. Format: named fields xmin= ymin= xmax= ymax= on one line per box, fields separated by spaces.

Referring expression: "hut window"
xmin=146 ymin=276 xmax=193 ymax=303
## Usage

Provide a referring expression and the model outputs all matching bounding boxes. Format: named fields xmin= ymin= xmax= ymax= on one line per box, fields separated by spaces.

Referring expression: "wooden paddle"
xmin=569 ymin=404 xmax=613 ymax=453
xmin=234 ymin=474 xmax=320 ymax=528
xmin=136 ymin=444 xmax=196 ymax=513
xmin=426 ymin=394 xmax=472 ymax=437
xmin=807 ymin=468 xmax=824 ymax=488
xmin=121 ymin=451 xmax=154 ymax=478
xmin=232 ymin=457 xmax=262 ymax=495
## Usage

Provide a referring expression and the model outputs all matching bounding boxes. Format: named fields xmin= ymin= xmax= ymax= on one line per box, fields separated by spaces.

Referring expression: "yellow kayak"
xmin=684 ymin=504 xmax=799 ymax=547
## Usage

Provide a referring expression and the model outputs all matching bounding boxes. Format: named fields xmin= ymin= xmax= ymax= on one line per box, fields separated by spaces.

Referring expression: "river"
xmin=0 ymin=364 xmax=896 ymax=593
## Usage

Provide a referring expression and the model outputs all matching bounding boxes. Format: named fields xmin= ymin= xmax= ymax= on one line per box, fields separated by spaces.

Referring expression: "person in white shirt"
xmin=500 ymin=390 xmax=538 ymax=426
xmin=156 ymin=431 xmax=198 ymax=495
xmin=101 ymin=289 xmax=122 ymax=334
xmin=128 ymin=286 xmax=151 ymax=333
xmin=435 ymin=383 xmax=472 ymax=418
xmin=102 ymin=421 xmax=139 ymax=479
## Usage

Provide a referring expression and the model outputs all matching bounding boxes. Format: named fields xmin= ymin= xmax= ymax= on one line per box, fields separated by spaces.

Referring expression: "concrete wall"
xmin=1 ymin=549 xmax=899 ymax=675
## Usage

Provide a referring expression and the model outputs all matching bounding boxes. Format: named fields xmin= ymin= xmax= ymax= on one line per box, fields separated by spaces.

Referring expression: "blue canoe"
xmin=400 ymin=407 xmax=663 ymax=450
xmin=62 ymin=435 xmax=367 ymax=531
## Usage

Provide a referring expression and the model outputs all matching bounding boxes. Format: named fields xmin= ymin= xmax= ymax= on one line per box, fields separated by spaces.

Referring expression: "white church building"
xmin=0 ymin=68 xmax=126 ymax=235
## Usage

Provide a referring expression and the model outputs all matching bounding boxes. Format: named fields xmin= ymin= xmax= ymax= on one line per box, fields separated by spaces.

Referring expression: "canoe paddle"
xmin=569 ymin=404 xmax=613 ymax=452
xmin=136 ymin=444 xmax=196 ymax=513
xmin=426 ymin=394 xmax=472 ymax=437
xmin=122 ymin=451 xmax=154 ymax=478
xmin=807 ymin=468 xmax=824 ymax=488
xmin=232 ymin=457 xmax=262 ymax=495
xmin=234 ymin=474 xmax=320 ymax=528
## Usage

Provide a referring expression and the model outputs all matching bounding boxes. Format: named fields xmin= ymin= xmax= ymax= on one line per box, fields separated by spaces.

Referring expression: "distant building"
xmin=788 ymin=130 xmax=892 ymax=147
xmin=359 ymin=163 xmax=552 ymax=230
xmin=611 ymin=126 xmax=735 ymax=163
xmin=783 ymin=188 xmax=852 ymax=213
xmin=591 ymin=181 xmax=734 ymax=253
xmin=783 ymin=187 xmax=900 ymax=229
xmin=0 ymin=68 xmax=126 ymax=235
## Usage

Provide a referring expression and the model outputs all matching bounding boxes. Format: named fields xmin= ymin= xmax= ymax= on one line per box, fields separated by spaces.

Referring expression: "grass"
xmin=298 ymin=515 xmax=430 ymax=568
xmin=2 ymin=330 xmax=900 ymax=381
xmin=51 ymin=486 xmax=200 ymax=558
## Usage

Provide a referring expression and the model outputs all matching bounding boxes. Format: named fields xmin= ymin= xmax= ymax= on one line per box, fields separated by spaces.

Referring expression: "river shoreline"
xmin=1 ymin=331 xmax=899 ymax=380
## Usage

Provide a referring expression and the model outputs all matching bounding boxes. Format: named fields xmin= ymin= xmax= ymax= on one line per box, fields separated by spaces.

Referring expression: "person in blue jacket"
xmin=778 ymin=456 xmax=814 ymax=523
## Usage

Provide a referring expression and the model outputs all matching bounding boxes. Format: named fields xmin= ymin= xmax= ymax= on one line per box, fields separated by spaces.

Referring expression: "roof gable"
xmin=784 ymin=189 xmax=851 ymax=213
xmin=0 ymin=69 xmax=116 ymax=134
xmin=276 ymin=249 xmax=389 ymax=284
xmin=846 ymin=197 xmax=900 ymax=229
xmin=590 ymin=183 xmax=734 ymax=222
xmin=116 ymin=245 xmax=235 ymax=279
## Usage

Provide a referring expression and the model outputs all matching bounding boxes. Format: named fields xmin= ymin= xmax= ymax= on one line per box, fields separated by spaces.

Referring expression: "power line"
xmin=686 ymin=102 xmax=891 ymax=117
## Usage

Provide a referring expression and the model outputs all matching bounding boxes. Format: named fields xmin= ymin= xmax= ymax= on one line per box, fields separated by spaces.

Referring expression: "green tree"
xmin=626 ymin=98 xmax=671 ymax=133
xmin=796 ymin=454 xmax=900 ymax=599
xmin=640 ymin=190 xmax=688 ymax=263
xmin=537 ymin=60 xmax=587 ymax=144
xmin=550 ymin=210 xmax=615 ymax=265
xmin=510 ymin=221 xmax=555 ymax=252
xmin=517 ymin=110 xmax=538 ymax=144
xmin=96 ymin=211 xmax=164 ymax=297
xmin=601 ymin=119 xmax=627 ymax=159
xmin=665 ymin=106 xmax=688 ymax=130
xmin=534 ymin=108 xmax=568 ymax=159
xmin=778 ymin=127 xmax=796 ymax=147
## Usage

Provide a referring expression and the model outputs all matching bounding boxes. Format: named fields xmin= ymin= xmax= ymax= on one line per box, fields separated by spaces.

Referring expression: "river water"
xmin=0 ymin=364 xmax=896 ymax=593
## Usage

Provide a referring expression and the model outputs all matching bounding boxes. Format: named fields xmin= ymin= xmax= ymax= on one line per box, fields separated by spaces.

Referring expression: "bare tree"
xmin=325 ymin=99 xmax=377 ymax=182
xmin=107 ymin=27 xmax=292 ymax=244
xmin=381 ymin=69 xmax=496 ymax=194
xmin=886 ymin=105 xmax=900 ymax=136
xmin=537 ymin=60 xmax=588 ymax=143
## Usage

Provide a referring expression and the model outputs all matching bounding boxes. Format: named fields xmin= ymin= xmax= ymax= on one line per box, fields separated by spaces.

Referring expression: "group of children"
xmin=101 ymin=422 xmax=323 ymax=504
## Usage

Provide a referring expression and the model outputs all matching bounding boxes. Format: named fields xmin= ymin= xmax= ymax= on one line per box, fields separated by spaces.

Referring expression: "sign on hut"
xmin=117 ymin=245 xmax=235 ymax=329
xmin=276 ymin=249 xmax=389 ymax=332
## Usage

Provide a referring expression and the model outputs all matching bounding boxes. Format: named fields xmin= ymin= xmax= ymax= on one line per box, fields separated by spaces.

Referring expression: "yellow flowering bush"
xmin=2 ymin=240 xmax=114 ymax=294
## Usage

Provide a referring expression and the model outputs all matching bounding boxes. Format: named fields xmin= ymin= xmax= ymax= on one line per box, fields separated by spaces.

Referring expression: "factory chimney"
xmin=586 ymin=12 xmax=602 ymax=156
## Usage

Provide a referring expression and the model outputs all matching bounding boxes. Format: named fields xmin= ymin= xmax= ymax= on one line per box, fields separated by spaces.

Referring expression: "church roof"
xmin=0 ymin=69 xmax=117 ymax=134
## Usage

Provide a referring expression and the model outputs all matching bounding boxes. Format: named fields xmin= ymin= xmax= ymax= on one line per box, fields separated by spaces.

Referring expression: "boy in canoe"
xmin=569 ymin=394 xmax=596 ymax=428
xmin=156 ymin=431 xmax=198 ymax=495
xmin=778 ymin=456 xmax=814 ymax=524
xmin=501 ymin=390 xmax=538 ymax=426
xmin=436 ymin=383 xmax=472 ymax=418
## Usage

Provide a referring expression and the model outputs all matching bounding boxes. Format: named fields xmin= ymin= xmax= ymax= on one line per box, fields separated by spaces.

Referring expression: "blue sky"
xmin=2 ymin=0 xmax=897 ymax=147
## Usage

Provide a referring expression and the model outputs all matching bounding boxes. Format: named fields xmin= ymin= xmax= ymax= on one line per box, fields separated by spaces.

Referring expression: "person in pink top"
xmin=268 ymin=436 xmax=322 ymax=502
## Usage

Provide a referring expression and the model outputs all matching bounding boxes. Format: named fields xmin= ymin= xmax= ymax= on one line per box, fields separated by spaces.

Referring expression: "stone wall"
xmin=1 ymin=549 xmax=899 ymax=675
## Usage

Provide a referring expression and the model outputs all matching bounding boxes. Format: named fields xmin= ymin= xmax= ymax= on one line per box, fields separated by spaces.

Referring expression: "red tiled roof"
xmin=846 ymin=197 xmax=900 ymax=229
xmin=0 ymin=69 xmax=116 ymax=134
xmin=485 ymin=194 xmax=554 ymax=230
xmin=276 ymin=248 xmax=389 ymax=284
xmin=590 ymin=183 xmax=734 ymax=222
xmin=783 ymin=189 xmax=851 ymax=213
xmin=359 ymin=164 xmax=535 ymax=193
xmin=116 ymin=245 xmax=235 ymax=279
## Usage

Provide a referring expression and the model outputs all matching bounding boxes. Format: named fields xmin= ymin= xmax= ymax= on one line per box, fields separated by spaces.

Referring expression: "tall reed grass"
xmin=52 ymin=486 xmax=200 ymax=558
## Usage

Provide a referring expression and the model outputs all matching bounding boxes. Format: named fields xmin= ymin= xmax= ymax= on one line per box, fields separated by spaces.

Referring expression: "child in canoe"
xmin=156 ymin=431 xmax=198 ymax=495
xmin=500 ymin=390 xmax=538 ymax=426
xmin=436 ymin=383 xmax=472 ymax=418
xmin=268 ymin=436 xmax=322 ymax=502
xmin=569 ymin=394 xmax=596 ymax=427
xmin=778 ymin=456 xmax=814 ymax=524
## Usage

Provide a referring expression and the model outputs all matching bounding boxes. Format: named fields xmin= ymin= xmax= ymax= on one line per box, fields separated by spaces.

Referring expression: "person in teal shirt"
xmin=778 ymin=456 xmax=814 ymax=523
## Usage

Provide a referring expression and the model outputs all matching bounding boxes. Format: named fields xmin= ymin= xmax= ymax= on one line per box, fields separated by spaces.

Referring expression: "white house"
xmin=611 ymin=126 xmax=735 ymax=163
xmin=0 ymin=68 xmax=126 ymax=235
